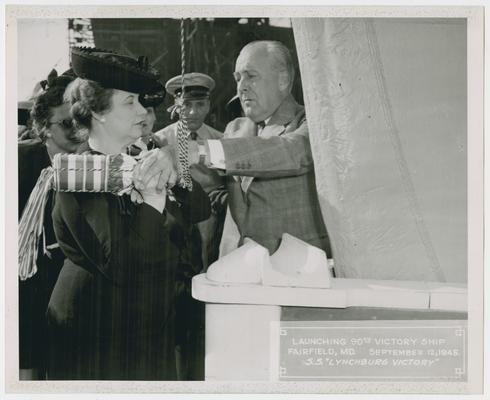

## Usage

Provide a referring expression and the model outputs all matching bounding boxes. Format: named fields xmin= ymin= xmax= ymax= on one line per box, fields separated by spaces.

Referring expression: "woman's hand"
xmin=132 ymin=147 xmax=178 ymax=194
xmin=134 ymin=173 xmax=166 ymax=213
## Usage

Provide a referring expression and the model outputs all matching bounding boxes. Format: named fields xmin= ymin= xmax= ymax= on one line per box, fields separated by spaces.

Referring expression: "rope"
xmin=180 ymin=18 xmax=186 ymax=93
xmin=176 ymin=17 xmax=193 ymax=191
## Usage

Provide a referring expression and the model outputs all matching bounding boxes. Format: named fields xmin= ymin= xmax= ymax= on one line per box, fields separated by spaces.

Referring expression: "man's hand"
xmin=133 ymin=147 xmax=178 ymax=193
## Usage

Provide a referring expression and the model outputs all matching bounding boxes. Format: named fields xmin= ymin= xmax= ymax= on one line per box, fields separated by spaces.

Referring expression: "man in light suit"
xmin=190 ymin=40 xmax=330 ymax=255
xmin=136 ymin=41 xmax=330 ymax=256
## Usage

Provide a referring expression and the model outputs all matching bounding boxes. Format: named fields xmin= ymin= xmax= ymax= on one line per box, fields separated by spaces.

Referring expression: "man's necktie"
xmin=240 ymin=121 xmax=265 ymax=193
xmin=256 ymin=121 xmax=266 ymax=133
xmin=190 ymin=131 xmax=198 ymax=141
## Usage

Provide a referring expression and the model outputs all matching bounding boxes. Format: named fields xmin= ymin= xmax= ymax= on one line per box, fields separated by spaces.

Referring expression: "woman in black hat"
xmin=45 ymin=47 xmax=210 ymax=380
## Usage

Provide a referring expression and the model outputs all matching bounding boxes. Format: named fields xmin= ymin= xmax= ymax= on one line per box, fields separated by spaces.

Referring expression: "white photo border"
xmin=3 ymin=4 xmax=484 ymax=396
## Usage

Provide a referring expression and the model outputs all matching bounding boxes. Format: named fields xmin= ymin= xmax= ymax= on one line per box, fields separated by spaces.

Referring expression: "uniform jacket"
xmin=221 ymin=94 xmax=331 ymax=255
xmin=155 ymin=122 xmax=228 ymax=270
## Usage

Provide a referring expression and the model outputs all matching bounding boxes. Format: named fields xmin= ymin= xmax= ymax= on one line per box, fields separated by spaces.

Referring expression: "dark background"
xmin=89 ymin=18 xmax=301 ymax=131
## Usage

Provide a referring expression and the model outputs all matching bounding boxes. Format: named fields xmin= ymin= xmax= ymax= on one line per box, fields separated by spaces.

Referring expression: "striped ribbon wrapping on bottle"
xmin=52 ymin=153 xmax=136 ymax=193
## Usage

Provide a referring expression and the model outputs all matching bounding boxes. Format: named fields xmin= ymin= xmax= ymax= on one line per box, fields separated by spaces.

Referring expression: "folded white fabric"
xmin=206 ymin=239 xmax=269 ymax=284
xmin=206 ymin=233 xmax=331 ymax=288
xmin=263 ymin=233 xmax=331 ymax=288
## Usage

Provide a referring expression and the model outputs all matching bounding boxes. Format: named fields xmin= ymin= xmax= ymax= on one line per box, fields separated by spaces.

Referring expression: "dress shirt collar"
xmin=266 ymin=94 xmax=304 ymax=127
xmin=186 ymin=123 xmax=206 ymax=139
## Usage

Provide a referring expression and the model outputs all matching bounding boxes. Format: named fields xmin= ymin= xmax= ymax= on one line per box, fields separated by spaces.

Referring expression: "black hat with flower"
xmin=70 ymin=47 xmax=164 ymax=95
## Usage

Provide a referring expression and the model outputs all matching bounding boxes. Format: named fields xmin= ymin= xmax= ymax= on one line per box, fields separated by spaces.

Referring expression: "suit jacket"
xmin=221 ymin=94 xmax=330 ymax=255
xmin=154 ymin=122 xmax=224 ymax=194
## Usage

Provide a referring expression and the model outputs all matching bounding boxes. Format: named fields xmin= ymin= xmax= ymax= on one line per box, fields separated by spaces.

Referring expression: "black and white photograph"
xmin=2 ymin=4 xmax=485 ymax=396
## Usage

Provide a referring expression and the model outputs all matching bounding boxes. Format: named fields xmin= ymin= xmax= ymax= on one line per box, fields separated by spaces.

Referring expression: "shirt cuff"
xmin=207 ymin=139 xmax=226 ymax=169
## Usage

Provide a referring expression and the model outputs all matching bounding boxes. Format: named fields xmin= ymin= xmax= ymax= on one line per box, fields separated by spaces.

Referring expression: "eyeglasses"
xmin=48 ymin=119 xmax=73 ymax=130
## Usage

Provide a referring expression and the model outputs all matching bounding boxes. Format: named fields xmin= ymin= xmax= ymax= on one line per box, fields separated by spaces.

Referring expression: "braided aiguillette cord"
xmin=176 ymin=18 xmax=193 ymax=191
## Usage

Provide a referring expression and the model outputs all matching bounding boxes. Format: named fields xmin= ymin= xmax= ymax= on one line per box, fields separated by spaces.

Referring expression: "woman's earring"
xmin=100 ymin=117 xmax=106 ymax=123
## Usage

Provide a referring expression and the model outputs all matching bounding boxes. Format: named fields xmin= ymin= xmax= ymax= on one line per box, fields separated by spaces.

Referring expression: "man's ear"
xmin=278 ymin=71 xmax=290 ymax=92
xmin=204 ymin=99 xmax=211 ymax=114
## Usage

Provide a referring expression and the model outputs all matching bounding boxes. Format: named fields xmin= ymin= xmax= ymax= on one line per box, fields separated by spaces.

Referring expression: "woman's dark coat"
xmin=46 ymin=147 xmax=211 ymax=380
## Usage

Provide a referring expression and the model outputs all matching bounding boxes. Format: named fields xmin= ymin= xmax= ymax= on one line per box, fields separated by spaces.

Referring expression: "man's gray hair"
xmin=241 ymin=40 xmax=295 ymax=91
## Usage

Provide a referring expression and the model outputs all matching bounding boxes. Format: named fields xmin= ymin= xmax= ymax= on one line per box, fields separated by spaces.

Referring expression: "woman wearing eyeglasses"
xmin=18 ymin=69 xmax=81 ymax=216
xmin=45 ymin=47 xmax=210 ymax=380
xmin=18 ymin=69 xmax=83 ymax=380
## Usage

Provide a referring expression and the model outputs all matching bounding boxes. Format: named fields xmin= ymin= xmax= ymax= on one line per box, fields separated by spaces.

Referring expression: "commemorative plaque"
xmin=276 ymin=320 xmax=466 ymax=381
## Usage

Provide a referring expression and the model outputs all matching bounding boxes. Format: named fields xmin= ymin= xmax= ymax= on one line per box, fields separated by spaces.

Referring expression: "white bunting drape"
xmin=292 ymin=18 xmax=466 ymax=282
